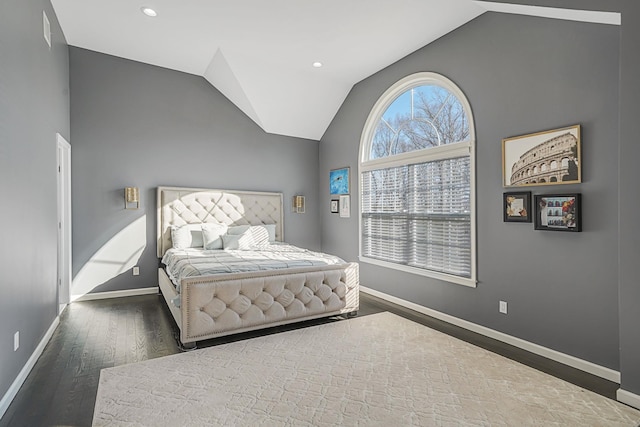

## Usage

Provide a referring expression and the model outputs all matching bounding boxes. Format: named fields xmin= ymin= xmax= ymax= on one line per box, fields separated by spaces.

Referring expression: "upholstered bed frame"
xmin=157 ymin=186 xmax=359 ymax=346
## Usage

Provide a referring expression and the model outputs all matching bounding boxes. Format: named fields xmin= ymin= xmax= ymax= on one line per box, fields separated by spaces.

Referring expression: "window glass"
xmin=359 ymin=73 xmax=475 ymax=285
xmin=370 ymin=85 xmax=470 ymax=159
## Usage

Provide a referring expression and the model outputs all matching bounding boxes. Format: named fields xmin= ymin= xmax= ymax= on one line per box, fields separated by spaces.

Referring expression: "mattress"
xmin=162 ymin=243 xmax=346 ymax=293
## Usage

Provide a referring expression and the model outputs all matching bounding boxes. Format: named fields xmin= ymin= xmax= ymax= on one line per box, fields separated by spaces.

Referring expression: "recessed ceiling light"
xmin=312 ymin=62 xmax=323 ymax=68
xmin=141 ymin=7 xmax=157 ymax=17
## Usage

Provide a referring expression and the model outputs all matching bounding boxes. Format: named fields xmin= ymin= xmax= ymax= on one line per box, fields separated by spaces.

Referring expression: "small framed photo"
xmin=534 ymin=194 xmax=582 ymax=232
xmin=502 ymin=124 xmax=581 ymax=187
xmin=339 ymin=195 xmax=350 ymax=218
xmin=330 ymin=167 xmax=350 ymax=195
xmin=330 ymin=199 xmax=339 ymax=213
xmin=504 ymin=192 xmax=531 ymax=222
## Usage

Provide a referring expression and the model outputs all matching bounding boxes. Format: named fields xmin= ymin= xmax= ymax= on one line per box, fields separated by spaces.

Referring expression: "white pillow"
xmin=227 ymin=225 xmax=251 ymax=235
xmin=228 ymin=224 xmax=276 ymax=245
xmin=202 ymin=223 xmax=228 ymax=250
xmin=222 ymin=230 xmax=256 ymax=250
xmin=249 ymin=225 xmax=271 ymax=247
xmin=171 ymin=224 xmax=204 ymax=249
xmin=262 ymin=224 xmax=277 ymax=242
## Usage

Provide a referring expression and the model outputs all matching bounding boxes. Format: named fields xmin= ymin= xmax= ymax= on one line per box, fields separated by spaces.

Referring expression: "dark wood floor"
xmin=0 ymin=292 xmax=620 ymax=427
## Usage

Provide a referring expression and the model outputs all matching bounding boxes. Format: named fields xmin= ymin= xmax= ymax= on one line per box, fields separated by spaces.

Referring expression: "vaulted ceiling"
xmin=51 ymin=0 xmax=620 ymax=140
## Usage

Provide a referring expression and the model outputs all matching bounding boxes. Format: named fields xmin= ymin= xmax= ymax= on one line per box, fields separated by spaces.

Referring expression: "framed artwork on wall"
xmin=503 ymin=191 xmax=531 ymax=222
xmin=330 ymin=199 xmax=339 ymax=213
xmin=502 ymin=124 xmax=581 ymax=188
xmin=339 ymin=195 xmax=350 ymax=218
xmin=330 ymin=167 xmax=350 ymax=195
xmin=534 ymin=193 xmax=582 ymax=232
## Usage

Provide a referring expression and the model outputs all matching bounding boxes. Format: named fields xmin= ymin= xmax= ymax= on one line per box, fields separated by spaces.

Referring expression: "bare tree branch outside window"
xmin=362 ymin=83 xmax=472 ymax=278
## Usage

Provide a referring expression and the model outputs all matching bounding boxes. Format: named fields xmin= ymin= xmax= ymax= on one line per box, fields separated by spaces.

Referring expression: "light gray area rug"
xmin=93 ymin=312 xmax=640 ymax=426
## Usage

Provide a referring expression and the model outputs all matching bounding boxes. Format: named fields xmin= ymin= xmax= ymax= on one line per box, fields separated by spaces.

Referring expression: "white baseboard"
xmin=617 ymin=389 xmax=640 ymax=410
xmin=360 ymin=286 xmax=620 ymax=383
xmin=71 ymin=287 xmax=159 ymax=302
xmin=1 ymin=287 xmax=159 ymax=419
xmin=0 ymin=316 xmax=60 ymax=420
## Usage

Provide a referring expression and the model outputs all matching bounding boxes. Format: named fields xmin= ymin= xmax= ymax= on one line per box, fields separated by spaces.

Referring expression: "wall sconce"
xmin=292 ymin=195 xmax=305 ymax=214
xmin=125 ymin=187 xmax=140 ymax=209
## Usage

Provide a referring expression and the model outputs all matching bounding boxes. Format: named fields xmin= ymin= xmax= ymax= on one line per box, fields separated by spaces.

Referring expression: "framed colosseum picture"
xmin=502 ymin=124 xmax=581 ymax=187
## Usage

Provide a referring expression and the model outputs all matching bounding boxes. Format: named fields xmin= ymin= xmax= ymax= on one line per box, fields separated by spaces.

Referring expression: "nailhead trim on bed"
xmin=157 ymin=187 xmax=359 ymax=345
xmin=183 ymin=266 xmax=357 ymax=340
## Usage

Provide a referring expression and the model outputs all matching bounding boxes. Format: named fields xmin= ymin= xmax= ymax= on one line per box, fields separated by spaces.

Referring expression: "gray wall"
xmin=69 ymin=47 xmax=321 ymax=295
xmin=0 ymin=0 xmax=69 ymax=403
xmin=320 ymin=12 xmax=622 ymax=369
xmin=619 ymin=0 xmax=640 ymax=396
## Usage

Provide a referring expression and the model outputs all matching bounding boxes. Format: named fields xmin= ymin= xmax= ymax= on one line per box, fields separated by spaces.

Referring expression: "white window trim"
xmin=358 ymin=72 xmax=477 ymax=287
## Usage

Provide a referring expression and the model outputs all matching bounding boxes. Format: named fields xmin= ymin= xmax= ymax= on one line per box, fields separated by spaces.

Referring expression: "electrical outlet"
xmin=499 ymin=301 xmax=508 ymax=314
xmin=14 ymin=331 xmax=19 ymax=351
xmin=133 ymin=266 xmax=140 ymax=276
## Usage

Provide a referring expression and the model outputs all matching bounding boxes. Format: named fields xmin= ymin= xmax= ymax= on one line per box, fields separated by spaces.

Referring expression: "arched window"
xmin=359 ymin=72 xmax=475 ymax=287
xmin=550 ymin=160 xmax=558 ymax=170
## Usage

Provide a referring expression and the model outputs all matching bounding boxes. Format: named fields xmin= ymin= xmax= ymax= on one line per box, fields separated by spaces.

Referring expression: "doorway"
xmin=57 ymin=133 xmax=71 ymax=314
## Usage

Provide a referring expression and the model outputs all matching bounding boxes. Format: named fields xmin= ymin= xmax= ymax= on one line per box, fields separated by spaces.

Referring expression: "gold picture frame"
xmin=502 ymin=124 xmax=581 ymax=187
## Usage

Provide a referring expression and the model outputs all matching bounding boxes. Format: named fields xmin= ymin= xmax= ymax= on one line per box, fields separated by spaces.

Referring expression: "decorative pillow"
xmin=227 ymin=225 xmax=251 ymax=236
xmin=249 ymin=225 xmax=271 ymax=247
xmin=202 ymin=223 xmax=228 ymax=250
xmin=171 ymin=224 xmax=204 ymax=249
xmin=262 ymin=224 xmax=277 ymax=242
xmin=223 ymin=224 xmax=277 ymax=249
xmin=222 ymin=230 xmax=256 ymax=250
xmin=228 ymin=224 xmax=276 ymax=244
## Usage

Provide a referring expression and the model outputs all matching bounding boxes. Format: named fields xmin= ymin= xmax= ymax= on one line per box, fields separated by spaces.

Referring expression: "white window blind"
xmin=361 ymin=157 xmax=471 ymax=277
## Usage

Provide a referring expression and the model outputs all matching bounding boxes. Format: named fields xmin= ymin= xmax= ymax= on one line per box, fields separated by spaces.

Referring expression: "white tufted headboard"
xmin=157 ymin=186 xmax=284 ymax=257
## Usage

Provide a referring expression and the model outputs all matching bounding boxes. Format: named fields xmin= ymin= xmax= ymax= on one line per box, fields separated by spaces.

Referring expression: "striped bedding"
xmin=161 ymin=243 xmax=345 ymax=293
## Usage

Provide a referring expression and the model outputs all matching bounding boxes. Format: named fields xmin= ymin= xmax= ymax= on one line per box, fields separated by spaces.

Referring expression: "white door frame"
xmin=57 ymin=133 xmax=71 ymax=314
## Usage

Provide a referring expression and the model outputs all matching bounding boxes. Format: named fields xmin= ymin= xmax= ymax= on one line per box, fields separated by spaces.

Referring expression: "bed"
xmin=157 ymin=186 xmax=360 ymax=347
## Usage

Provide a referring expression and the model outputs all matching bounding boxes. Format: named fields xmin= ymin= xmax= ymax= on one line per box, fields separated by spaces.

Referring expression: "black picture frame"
xmin=504 ymin=191 xmax=532 ymax=222
xmin=330 ymin=199 xmax=339 ymax=213
xmin=534 ymin=194 xmax=582 ymax=232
